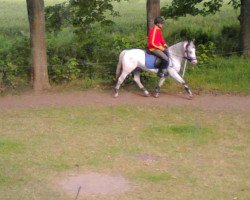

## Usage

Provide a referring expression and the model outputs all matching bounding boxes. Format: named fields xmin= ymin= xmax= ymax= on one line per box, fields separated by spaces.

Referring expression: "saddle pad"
xmin=145 ymin=52 xmax=157 ymax=69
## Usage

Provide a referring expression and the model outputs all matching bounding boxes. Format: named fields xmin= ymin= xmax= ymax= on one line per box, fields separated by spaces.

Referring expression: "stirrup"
xmin=157 ymin=71 xmax=165 ymax=78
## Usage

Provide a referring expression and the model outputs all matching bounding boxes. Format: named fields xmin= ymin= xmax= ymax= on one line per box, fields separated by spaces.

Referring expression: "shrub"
xmin=0 ymin=35 xmax=30 ymax=92
xmin=170 ymin=28 xmax=214 ymax=44
xmin=216 ymin=25 xmax=240 ymax=55
xmin=197 ymin=41 xmax=217 ymax=64
xmin=49 ymin=57 xmax=81 ymax=83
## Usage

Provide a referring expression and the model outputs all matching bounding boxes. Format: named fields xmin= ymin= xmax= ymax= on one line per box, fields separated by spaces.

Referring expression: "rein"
xmin=168 ymin=42 xmax=197 ymax=78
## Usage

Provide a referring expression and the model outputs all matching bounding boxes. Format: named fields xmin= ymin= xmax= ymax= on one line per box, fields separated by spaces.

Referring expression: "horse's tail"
xmin=116 ymin=50 xmax=127 ymax=79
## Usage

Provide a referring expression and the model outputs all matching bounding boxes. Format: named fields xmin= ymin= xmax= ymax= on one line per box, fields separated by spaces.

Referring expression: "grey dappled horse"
xmin=114 ymin=41 xmax=198 ymax=99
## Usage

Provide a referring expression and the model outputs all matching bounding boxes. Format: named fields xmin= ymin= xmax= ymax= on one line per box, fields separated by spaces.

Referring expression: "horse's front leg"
xmin=133 ymin=70 xmax=150 ymax=97
xmin=168 ymin=68 xmax=193 ymax=99
xmin=183 ymin=84 xmax=193 ymax=98
xmin=154 ymin=76 xmax=167 ymax=98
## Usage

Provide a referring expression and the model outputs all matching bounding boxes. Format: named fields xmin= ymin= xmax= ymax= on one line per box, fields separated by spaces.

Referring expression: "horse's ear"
xmin=192 ymin=39 xmax=196 ymax=44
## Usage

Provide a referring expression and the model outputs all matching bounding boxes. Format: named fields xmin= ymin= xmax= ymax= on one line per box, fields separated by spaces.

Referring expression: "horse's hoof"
xmin=188 ymin=95 xmax=193 ymax=100
xmin=144 ymin=91 xmax=150 ymax=97
xmin=114 ymin=93 xmax=119 ymax=98
xmin=154 ymin=93 xmax=160 ymax=98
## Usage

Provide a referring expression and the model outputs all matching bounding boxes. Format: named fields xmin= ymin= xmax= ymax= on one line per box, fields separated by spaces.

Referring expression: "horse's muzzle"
xmin=191 ymin=59 xmax=198 ymax=64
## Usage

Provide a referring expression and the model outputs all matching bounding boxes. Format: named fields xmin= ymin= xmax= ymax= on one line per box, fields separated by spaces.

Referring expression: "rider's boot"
xmin=157 ymin=61 xmax=168 ymax=78
xmin=157 ymin=69 xmax=164 ymax=78
xmin=162 ymin=68 xmax=168 ymax=76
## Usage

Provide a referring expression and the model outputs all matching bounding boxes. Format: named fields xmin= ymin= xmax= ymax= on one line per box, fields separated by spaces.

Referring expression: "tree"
xmin=45 ymin=0 xmax=126 ymax=33
xmin=161 ymin=0 xmax=250 ymax=57
xmin=26 ymin=0 xmax=51 ymax=92
xmin=239 ymin=0 xmax=250 ymax=56
xmin=146 ymin=0 xmax=160 ymax=33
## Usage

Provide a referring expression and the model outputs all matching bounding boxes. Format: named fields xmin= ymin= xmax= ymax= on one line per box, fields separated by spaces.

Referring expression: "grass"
xmin=0 ymin=139 xmax=24 ymax=154
xmin=0 ymin=0 xmax=63 ymax=32
xmin=0 ymin=0 xmax=248 ymax=94
xmin=187 ymin=56 xmax=250 ymax=93
xmin=133 ymin=171 xmax=172 ymax=183
xmin=0 ymin=105 xmax=249 ymax=199
xmin=111 ymin=0 xmax=239 ymax=36
xmin=0 ymin=0 xmax=239 ymax=35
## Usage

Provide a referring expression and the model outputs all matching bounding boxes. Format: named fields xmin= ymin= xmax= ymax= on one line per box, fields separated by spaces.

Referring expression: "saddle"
xmin=145 ymin=50 xmax=165 ymax=69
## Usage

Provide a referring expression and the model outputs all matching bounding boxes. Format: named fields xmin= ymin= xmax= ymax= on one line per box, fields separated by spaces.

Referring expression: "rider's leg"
xmin=151 ymin=50 xmax=169 ymax=78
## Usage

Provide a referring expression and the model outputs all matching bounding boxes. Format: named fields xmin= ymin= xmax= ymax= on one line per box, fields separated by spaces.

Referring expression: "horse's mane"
xmin=169 ymin=41 xmax=188 ymax=57
xmin=170 ymin=41 xmax=188 ymax=49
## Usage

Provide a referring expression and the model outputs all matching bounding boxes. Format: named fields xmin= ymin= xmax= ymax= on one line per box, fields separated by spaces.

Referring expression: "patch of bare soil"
xmin=132 ymin=153 xmax=160 ymax=161
xmin=58 ymin=172 xmax=132 ymax=198
xmin=0 ymin=90 xmax=249 ymax=112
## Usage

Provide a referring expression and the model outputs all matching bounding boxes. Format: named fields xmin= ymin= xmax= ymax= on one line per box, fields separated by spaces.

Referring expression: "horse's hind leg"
xmin=133 ymin=70 xmax=150 ymax=97
xmin=114 ymin=71 xmax=129 ymax=98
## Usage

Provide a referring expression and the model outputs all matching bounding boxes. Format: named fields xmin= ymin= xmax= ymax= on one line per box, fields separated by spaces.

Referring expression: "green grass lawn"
xmin=0 ymin=0 xmax=63 ymax=32
xmin=0 ymin=0 xmax=248 ymax=95
xmin=0 ymin=0 xmax=239 ymax=34
xmin=111 ymin=0 xmax=239 ymax=36
xmin=187 ymin=56 xmax=250 ymax=93
xmin=0 ymin=105 xmax=249 ymax=199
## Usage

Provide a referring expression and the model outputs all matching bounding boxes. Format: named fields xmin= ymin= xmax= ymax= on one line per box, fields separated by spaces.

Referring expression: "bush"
xmin=0 ymin=35 xmax=30 ymax=92
xmin=49 ymin=57 xmax=80 ymax=83
xmin=197 ymin=41 xmax=217 ymax=64
xmin=216 ymin=25 xmax=240 ymax=55
xmin=170 ymin=28 xmax=215 ymax=44
xmin=46 ymin=25 xmax=147 ymax=83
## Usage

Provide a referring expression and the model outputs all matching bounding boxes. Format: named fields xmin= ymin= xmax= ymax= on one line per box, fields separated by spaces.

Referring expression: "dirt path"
xmin=0 ymin=90 xmax=249 ymax=112
xmin=0 ymin=90 xmax=250 ymax=111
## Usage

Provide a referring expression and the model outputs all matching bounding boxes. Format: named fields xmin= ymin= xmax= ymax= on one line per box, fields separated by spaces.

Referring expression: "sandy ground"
xmin=0 ymin=90 xmax=249 ymax=112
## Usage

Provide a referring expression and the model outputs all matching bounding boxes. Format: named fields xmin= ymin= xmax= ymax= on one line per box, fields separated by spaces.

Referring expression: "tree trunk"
xmin=240 ymin=0 xmax=250 ymax=57
xmin=26 ymin=0 xmax=50 ymax=92
xmin=146 ymin=0 xmax=160 ymax=34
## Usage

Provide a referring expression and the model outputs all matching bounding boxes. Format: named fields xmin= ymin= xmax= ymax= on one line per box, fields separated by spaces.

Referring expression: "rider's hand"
xmin=163 ymin=48 xmax=169 ymax=56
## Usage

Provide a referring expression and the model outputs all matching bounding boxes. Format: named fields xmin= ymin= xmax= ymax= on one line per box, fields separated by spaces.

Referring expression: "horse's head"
xmin=184 ymin=41 xmax=197 ymax=65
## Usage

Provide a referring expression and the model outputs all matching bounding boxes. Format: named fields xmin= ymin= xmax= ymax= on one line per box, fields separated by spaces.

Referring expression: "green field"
xmin=0 ymin=0 xmax=239 ymax=34
xmin=0 ymin=105 xmax=249 ymax=199
xmin=111 ymin=0 xmax=239 ymax=36
xmin=0 ymin=0 xmax=63 ymax=31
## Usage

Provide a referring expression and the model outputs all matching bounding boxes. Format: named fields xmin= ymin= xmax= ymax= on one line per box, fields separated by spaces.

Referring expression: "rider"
xmin=147 ymin=16 xmax=170 ymax=78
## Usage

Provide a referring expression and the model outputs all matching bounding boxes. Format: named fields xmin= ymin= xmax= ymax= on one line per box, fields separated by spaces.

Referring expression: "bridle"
xmin=184 ymin=42 xmax=197 ymax=63
xmin=181 ymin=41 xmax=198 ymax=78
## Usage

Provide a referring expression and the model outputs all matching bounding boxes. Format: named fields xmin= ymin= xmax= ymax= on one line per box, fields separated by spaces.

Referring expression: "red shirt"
xmin=147 ymin=25 xmax=167 ymax=51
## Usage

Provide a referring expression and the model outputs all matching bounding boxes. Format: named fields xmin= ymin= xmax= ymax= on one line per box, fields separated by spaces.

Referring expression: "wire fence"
xmin=1 ymin=49 xmax=247 ymax=70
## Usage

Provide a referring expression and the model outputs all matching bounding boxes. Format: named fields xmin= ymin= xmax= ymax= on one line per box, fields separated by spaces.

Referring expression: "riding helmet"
xmin=154 ymin=17 xmax=164 ymax=25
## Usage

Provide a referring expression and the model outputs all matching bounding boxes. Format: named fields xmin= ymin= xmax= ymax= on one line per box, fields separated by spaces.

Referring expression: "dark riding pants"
xmin=151 ymin=49 xmax=169 ymax=69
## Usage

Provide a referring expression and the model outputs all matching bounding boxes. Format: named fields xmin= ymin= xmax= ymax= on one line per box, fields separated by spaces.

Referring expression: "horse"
xmin=114 ymin=41 xmax=198 ymax=99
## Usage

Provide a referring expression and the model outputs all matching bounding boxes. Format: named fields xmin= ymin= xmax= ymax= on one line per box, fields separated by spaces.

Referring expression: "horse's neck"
xmin=169 ymin=41 xmax=186 ymax=61
xmin=169 ymin=41 xmax=187 ymax=71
